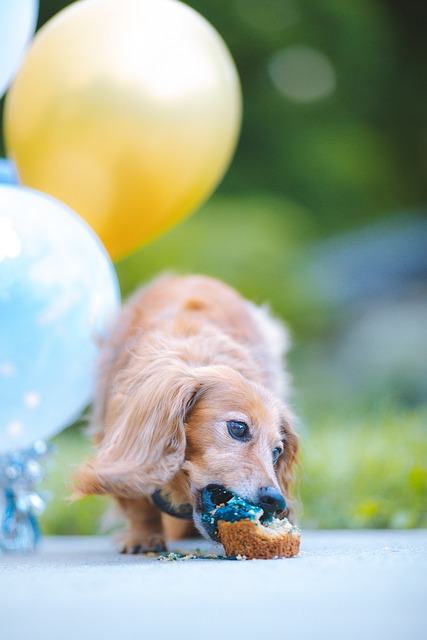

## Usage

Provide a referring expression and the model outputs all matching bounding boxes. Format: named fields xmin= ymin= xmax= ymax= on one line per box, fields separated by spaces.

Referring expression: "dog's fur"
xmin=74 ymin=274 xmax=299 ymax=553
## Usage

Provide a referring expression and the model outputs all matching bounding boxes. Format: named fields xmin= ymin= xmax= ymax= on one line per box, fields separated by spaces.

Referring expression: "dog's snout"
xmin=258 ymin=486 xmax=286 ymax=518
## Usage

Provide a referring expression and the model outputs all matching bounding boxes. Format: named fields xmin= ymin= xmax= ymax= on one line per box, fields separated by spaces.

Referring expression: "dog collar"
xmin=151 ymin=489 xmax=193 ymax=520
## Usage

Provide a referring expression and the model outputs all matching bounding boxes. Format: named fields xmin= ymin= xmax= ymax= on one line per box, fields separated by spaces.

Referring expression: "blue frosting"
xmin=201 ymin=488 xmax=263 ymax=541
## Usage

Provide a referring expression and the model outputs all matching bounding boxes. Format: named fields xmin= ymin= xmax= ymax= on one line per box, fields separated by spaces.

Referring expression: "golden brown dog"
xmin=74 ymin=274 xmax=299 ymax=553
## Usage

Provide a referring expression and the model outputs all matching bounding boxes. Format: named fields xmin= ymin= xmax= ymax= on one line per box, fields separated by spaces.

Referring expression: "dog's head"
xmin=74 ymin=362 xmax=298 ymax=540
xmin=180 ymin=366 xmax=298 ymax=537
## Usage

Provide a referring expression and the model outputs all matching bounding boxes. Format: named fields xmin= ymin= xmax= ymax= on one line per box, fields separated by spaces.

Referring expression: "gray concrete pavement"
xmin=1 ymin=530 xmax=426 ymax=640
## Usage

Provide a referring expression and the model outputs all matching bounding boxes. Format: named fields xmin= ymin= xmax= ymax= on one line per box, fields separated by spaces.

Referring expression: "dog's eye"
xmin=272 ymin=446 xmax=283 ymax=464
xmin=227 ymin=420 xmax=250 ymax=441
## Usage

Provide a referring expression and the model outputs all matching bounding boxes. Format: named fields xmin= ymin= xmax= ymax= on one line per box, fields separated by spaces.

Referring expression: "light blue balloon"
xmin=0 ymin=0 xmax=39 ymax=98
xmin=0 ymin=159 xmax=19 ymax=185
xmin=0 ymin=185 xmax=121 ymax=452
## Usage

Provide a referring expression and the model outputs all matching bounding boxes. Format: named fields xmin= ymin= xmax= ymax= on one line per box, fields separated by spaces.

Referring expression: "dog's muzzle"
xmin=196 ymin=484 xmax=288 ymax=541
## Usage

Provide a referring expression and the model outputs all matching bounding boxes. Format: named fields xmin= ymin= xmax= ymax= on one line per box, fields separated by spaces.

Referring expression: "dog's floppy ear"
xmin=276 ymin=410 xmax=299 ymax=522
xmin=73 ymin=361 xmax=200 ymax=499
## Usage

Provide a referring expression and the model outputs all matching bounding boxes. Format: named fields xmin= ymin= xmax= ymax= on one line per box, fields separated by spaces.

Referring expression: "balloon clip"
xmin=0 ymin=440 xmax=54 ymax=553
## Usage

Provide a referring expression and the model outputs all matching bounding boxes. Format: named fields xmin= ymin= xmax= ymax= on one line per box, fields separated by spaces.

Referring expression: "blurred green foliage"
xmin=299 ymin=404 xmax=427 ymax=529
xmin=2 ymin=0 xmax=426 ymax=531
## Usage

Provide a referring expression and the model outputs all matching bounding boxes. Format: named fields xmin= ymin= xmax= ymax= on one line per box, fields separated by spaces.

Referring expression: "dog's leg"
xmin=116 ymin=496 xmax=166 ymax=554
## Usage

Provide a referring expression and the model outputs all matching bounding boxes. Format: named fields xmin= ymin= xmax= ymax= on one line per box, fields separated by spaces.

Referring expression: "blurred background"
xmin=1 ymin=0 xmax=426 ymax=532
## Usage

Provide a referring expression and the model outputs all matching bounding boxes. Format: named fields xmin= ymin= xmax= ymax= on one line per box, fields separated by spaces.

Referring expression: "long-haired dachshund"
xmin=74 ymin=274 xmax=299 ymax=553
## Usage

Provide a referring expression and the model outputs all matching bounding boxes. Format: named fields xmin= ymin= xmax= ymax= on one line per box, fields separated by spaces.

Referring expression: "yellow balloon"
xmin=4 ymin=0 xmax=241 ymax=260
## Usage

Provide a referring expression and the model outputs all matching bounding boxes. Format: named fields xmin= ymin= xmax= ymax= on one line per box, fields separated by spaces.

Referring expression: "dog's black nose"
xmin=258 ymin=486 xmax=286 ymax=518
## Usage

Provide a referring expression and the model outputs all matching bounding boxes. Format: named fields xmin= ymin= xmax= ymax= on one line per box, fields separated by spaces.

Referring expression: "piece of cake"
xmin=218 ymin=514 xmax=300 ymax=559
xmin=201 ymin=487 xmax=300 ymax=559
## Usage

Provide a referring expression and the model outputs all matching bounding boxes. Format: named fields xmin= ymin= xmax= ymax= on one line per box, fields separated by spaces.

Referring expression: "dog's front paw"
xmin=119 ymin=532 xmax=167 ymax=555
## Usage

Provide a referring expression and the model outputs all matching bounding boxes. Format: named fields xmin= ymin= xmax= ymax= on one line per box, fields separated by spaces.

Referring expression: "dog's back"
xmin=107 ymin=274 xmax=288 ymax=381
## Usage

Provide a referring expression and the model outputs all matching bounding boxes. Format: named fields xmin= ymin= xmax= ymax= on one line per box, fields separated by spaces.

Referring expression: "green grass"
xmin=39 ymin=405 xmax=427 ymax=535
xmin=298 ymin=405 xmax=427 ymax=529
